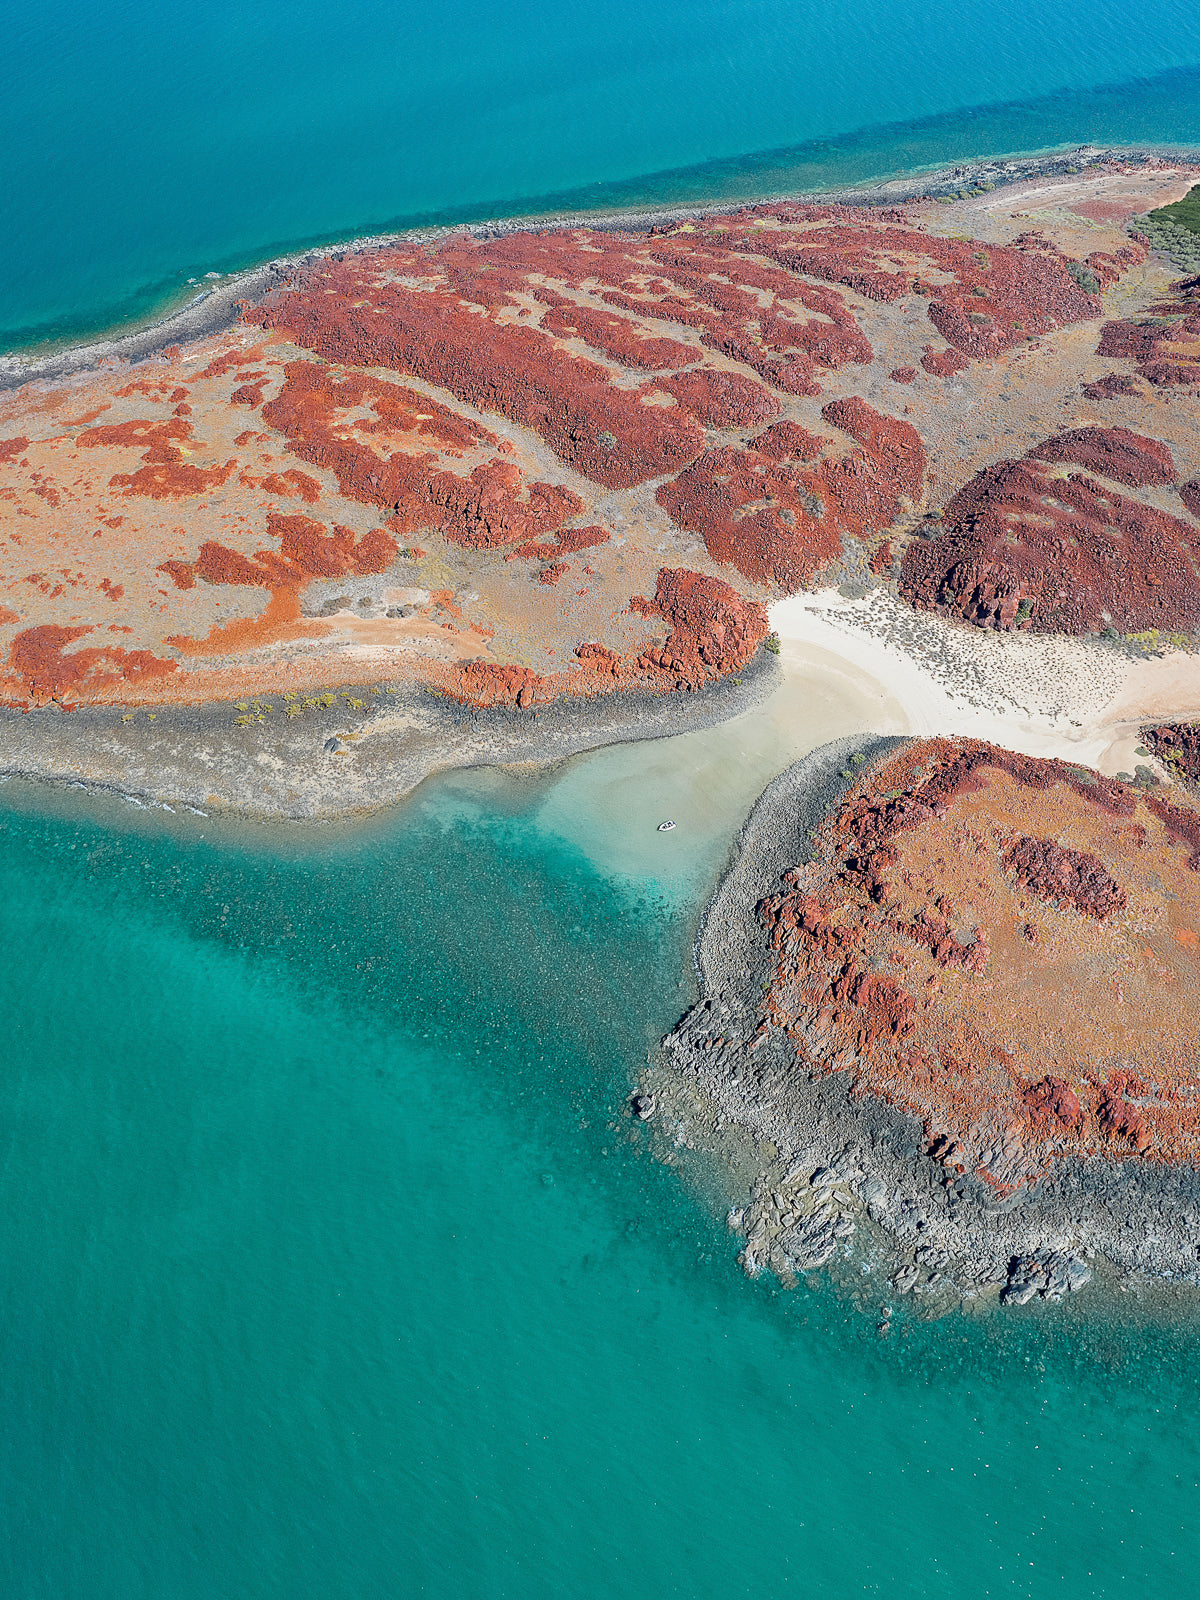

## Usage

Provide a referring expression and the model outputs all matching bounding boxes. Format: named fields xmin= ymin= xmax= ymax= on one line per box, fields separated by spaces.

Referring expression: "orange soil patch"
xmin=760 ymin=738 xmax=1200 ymax=1192
xmin=167 ymin=587 xmax=311 ymax=658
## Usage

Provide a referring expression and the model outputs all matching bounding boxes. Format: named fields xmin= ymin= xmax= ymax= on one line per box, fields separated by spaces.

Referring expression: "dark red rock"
xmin=899 ymin=428 xmax=1200 ymax=634
xmin=1022 ymin=1076 xmax=1084 ymax=1133
xmin=1097 ymin=275 xmax=1200 ymax=387
xmin=1029 ymin=425 xmax=1175 ymax=486
xmin=1081 ymin=374 xmax=1139 ymax=399
xmin=1002 ymin=834 xmax=1127 ymax=919
xmin=1142 ymin=722 xmax=1200 ymax=790
xmin=658 ymin=398 xmax=924 ymax=590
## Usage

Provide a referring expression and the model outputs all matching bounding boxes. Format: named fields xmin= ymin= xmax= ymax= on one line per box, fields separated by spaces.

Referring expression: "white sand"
xmin=535 ymin=587 xmax=1200 ymax=897
xmin=772 ymin=589 xmax=1200 ymax=776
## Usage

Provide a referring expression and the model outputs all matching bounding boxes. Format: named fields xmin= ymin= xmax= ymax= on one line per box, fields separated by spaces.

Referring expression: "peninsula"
xmin=658 ymin=733 xmax=1200 ymax=1310
xmin=6 ymin=150 xmax=1200 ymax=1303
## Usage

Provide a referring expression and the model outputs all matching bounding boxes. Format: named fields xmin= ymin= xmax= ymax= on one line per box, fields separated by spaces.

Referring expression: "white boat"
xmin=657 ymin=820 xmax=676 ymax=832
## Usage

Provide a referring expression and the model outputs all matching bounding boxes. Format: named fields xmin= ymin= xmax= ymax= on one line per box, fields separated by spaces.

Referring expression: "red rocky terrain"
xmin=899 ymin=426 xmax=1200 ymax=634
xmin=1142 ymin=722 xmax=1200 ymax=790
xmin=0 ymin=170 xmax=1192 ymax=710
xmin=1097 ymin=273 xmax=1200 ymax=387
xmin=758 ymin=738 xmax=1200 ymax=1191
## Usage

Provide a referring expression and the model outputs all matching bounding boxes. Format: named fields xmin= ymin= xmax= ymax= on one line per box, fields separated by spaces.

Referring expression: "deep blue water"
xmin=1 ymin=771 xmax=1199 ymax=1598
xmin=3 ymin=0 xmax=1200 ymax=349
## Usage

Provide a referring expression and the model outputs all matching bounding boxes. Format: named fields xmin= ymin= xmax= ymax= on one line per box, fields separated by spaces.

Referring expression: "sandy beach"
xmin=770 ymin=587 xmax=1200 ymax=774
xmin=538 ymin=584 xmax=1200 ymax=897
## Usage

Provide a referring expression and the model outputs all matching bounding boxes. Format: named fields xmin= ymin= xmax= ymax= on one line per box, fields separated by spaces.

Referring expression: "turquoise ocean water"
xmin=4 ymin=0 xmax=1200 ymax=350
xmin=2 ymin=771 xmax=1199 ymax=1599
xmin=6 ymin=5 xmax=1200 ymax=1591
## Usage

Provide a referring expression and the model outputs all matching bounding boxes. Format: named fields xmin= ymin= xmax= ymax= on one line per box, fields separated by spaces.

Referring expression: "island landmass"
xmin=2 ymin=151 xmax=1200 ymax=815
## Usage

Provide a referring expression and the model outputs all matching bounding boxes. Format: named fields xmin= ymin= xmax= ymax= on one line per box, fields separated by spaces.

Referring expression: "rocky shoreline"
xmin=652 ymin=737 xmax=1200 ymax=1312
xmin=4 ymin=142 xmax=1193 ymax=391
xmin=0 ymin=647 xmax=779 ymax=821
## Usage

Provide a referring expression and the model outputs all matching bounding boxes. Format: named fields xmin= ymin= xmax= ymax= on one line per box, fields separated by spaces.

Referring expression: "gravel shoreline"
xmin=652 ymin=737 xmax=1200 ymax=1314
xmin=0 ymin=649 xmax=779 ymax=821
xmin=4 ymin=142 xmax=1193 ymax=390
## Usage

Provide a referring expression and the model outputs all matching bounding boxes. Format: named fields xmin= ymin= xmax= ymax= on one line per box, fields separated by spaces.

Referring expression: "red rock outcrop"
xmin=1001 ymin=834 xmax=1127 ymax=919
xmin=1142 ymin=722 xmax=1200 ymax=789
xmin=441 ymin=565 xmax=767 ymax=706
xmin=75 ymin=415 xmax=239 ymax=500
xmin=252 ymin=260 xmax=704 ymax=489
xmin=658 ymin=398 xmax=924 ymax=589
xmin=7 ymin=623 xmax=177 ymax=700
xmin=1021 ymin=1076 xmax=1084 ymax=1134
xmin=1081 ymin=373 xmax=1140 ymax=399
xmin=630 ymin=566 xmax=768 ymax=689
xmin=1097 ymin=274 xmax=1200 ymax=386
xmin=899 ymin=427 xmax=1200 ymax=634
xmin=504 ymin=524 xmax=610 ymax=563
xmin=163 ymin=513 xmax=397 ymax=594
xmin=259 ymin=361 xmax=584 ymax=550
xmin=762 ymin=213 xmax=1116 ymax=360
xmin=1029 ymin=424 xmax=1175 ymax=486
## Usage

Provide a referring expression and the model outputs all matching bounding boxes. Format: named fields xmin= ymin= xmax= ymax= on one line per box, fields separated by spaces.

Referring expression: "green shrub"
xmin=1148 ymin=183 xmax=1200 ymax=236
xmin=1066 ymin=260 xmax=1100 ymax=295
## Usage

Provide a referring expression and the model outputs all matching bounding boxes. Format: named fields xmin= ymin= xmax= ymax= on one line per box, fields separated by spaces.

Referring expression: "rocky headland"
xmin=656 ymin=735 xmax=1200 ymax=1310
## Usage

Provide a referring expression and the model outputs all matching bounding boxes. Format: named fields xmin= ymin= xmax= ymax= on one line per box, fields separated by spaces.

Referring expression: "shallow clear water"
xmin=4 ymin=1 xmax=1200 ymax=349
xmin=1 ymin=768 xmax=1199 ymax=1598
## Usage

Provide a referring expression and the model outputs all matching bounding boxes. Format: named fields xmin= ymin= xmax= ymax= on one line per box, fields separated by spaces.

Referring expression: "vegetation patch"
xmin=1148 ymin=183 xmax=1200 ymax=236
